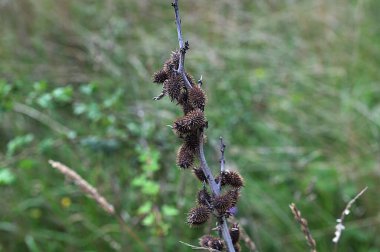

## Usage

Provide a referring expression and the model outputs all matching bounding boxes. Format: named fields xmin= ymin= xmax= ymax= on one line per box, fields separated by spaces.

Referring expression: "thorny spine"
xmin=152 ymin=1 xmax=244 ymax=251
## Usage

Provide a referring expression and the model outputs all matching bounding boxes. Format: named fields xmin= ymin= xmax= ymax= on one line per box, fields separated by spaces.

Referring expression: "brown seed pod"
xmin=164 ymin=75 xmax=183 ymax=102
xmin=184 ymin=132 xmax=200 ymax=151
xmin=197 ymin=188 xmax=212 ymax=206
xmin=173 ymin=109 xmax=206 ymax=134
xmin=176 ymin=90 xmax=195 ymax=115
xmin=199 ymin=235 xmax=214 ymax=248
xmin=213 ymin=192 xmax=234 ymax=215
xmin=229 ymin=223 xmax=240 ymax=244
xmin=188 ymin=86 xmax=206 ymax=111
xmin=152 ymin=69 xmax=167 ymax=84
xmin=182 ymin=103 xmax=194 ymax=115
xmin=226 ymin=188 xmax=240 ymax=207
xmin=193 ymin=167 xmax=207 ymax=183
xmin=176 ymin=144 xmax=195 ymax=169
xmin=187 ymin=205 xmax=211 ymax=226
xmin=199 ymin=235 xmax=225 ymax=251
xmin=217 ymin=170 xmax=244 ymax=188
xmin=163 ymin=50 xmax=180 ymax=74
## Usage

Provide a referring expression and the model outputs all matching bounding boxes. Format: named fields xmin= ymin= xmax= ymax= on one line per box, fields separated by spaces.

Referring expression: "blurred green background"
xmin=1 ymin=0 xmax=379 ymax=251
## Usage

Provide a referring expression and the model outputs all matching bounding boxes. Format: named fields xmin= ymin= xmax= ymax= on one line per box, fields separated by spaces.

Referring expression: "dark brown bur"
xmin=173 ymin=109 xmax=206 ymax=134
xmin=152 ymin=69 xmax=168 ymax=84
xmin=197 ymin=187 xmax=212 ymax=206
xmin=163 ymin=50 xmax=180 ymax=73
xmin=193 ymin=167 xmax=207 ymax=182
xmin=199 ymin=235 xmax=225 ymax=251
xmin=176 ymin=144 xmax=195 ymax=169
xmin=226 ymin=188 xmax=240 ymax=207
xmin=216 ymin=170 xmax=244 ymax=188
xmin=164 ymin=74 xmax=183 ymax=102
xmin=183 ymin=132 xmax=200 ymax=151
xmin=187 ymin=205 xmax=211 ymax=226
xmin=213 ymin=192 xmax=234 ymax=215
xmin=188 ymin=85 xmax=206 ymax=111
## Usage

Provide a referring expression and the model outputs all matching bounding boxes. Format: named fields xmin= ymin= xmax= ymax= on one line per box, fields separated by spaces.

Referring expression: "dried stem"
xmin=171 ymin=1 xmax=235 ymax=251
xmin=333 ymin=186 xmax=368 ymax=251
xmin=179 ymin=241 xmax=221 ymax=251
xmin=14 ymin=103 xmax=73 ymax=137
xmin=289 ymin=203 xmax=317 ymax=252
xmin=199 ymin=134 xmax=235 ymax=252
xmin=48 ymin=160 xmax=151 ymax=252
xmin=219 ymin=137 xmax=226 ymax=173
xmin=171 ymin=0 xmax=192 ymax=90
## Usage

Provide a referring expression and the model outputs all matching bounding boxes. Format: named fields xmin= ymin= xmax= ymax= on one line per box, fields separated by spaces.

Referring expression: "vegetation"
xmin=1 ymin=0 xmax=379 ymax=251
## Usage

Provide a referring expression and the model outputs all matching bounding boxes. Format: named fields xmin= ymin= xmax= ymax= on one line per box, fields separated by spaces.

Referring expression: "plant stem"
xmin=171 ymin=0 xmax=192 ymax=90
xmin=199 ymin=133 xmax=235 ymax=252
xmin=171 ymin=1 xmax=235 ymax=251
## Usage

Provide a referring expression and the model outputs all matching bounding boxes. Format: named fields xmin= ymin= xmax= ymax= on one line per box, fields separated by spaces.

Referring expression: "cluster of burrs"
xmin=192 ymin=169 xmax=244 ymax=251
xmin=153 ymin=51 xmax=244 ymax=251
xmin=153 ymin=50 xmax=206 ymax=169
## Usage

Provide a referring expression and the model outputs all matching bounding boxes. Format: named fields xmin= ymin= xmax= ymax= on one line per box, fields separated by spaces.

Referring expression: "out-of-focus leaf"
xmin=162 ymin=205 xmax=179 ymax=217
xmin=137 ymin=202 xmax=152 ymax=215
xmin=18 ymin=159 xmax=38 ymax=170
xmin=73 ymin=103 xmax=87 ymax=115
xmin=0 ymin=222 xmax=18 ymax=233
xmin=142 ymin=213 xmax=155 ymax=226
xmin=6 ymin=134 xmax=34 ymax=156
xmin=52 ymin=86 xmax=73 ymax=103
xmin=141 ymin=181 xmax=160 ymax=195
xmin=38 ymin=138 xmax=55 ymax=153
xmin=37 ymin=93 xmax=53 ymax=108
xmin=131 ymin=175 xmax=147 ymax=187
xmin=33 ymin=81 xmax=47 ymax=92
xmin=25 ymin=235 xmax=41 ymax=252
xmin=0 ymin=168 xmax=15 ymax=185
xmin=79 ymin=83 xmax=97 ymax=95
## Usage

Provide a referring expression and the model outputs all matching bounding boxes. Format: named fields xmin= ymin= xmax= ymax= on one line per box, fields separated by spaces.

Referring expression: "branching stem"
xmin=199 ymin=133 xmax=235 ymax=252
xmin=171 ymin=1 xmax=235 ymax=251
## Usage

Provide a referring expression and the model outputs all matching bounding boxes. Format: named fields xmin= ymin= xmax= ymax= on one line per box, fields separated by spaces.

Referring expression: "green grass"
xmin=1 ymin=0 xmax=380 ymax=251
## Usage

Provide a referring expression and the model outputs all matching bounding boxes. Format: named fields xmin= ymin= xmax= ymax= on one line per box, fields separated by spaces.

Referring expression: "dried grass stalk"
xmin=333 ymin=187 xmax=368 ymax=248
xmin=289 ymin=203 xmax=317 ymax=252
xmin=48 ymin=160 xmax=115 ymax=215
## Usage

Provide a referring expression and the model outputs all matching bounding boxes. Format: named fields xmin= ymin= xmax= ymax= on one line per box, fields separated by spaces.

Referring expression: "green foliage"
xmin=0 ymin=168 xmax=15 ymax=185
xmin=7 ymin=134 xmax=34 ymax=157
xmin=1 ymin=0 xmax=380 ymax=251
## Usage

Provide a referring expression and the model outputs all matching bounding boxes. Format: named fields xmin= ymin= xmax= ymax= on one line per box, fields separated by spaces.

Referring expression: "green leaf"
xmin=0 ymin=81 xmax=13 ymax=111
xmin=80 ymin=83 xmax=97 ymax=95
xmin=0 ymin=168 xmax=15 ymax=185
xmin=38 ymin=138 xmax=55 ymax=153
xmin=87 ymin=103 xmax=102 ymax=121
xmin=18 ymin=159 xmax=37 ymax=170
xmin=131 ymin=175 xmax=147 ymax=187
xmin=73 ymin=103 xmax=87 ymax=115
xmin=52 ymin=86 xmax=73 ymax=103
xmin=37 ymin=93 xmax=53 ymax=108
xmin=137 ymin=202 xmax=152 ymax=215
xmin=141 ymin=181 xmax=160 ymax=195
xmin=25 ymin=235 xmax=41 ymax=252
xmin=142 ymin=213 xmax=155 ymax=226
xmin=7 ymin=134 xmax=34 ymax=156
xmin=33 ymin=81 xmax=47 ymax=92
xmin=162 ymin=205 xmax=179 ymax=217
